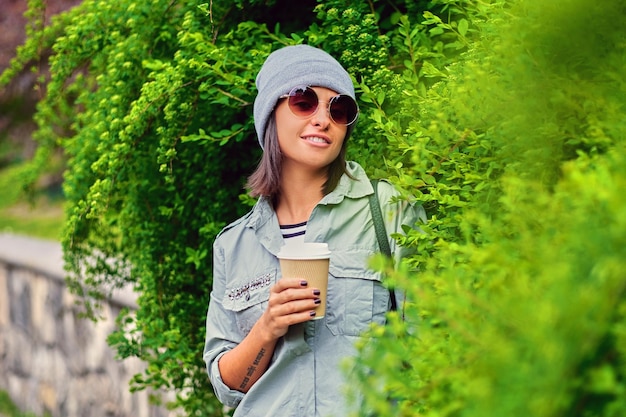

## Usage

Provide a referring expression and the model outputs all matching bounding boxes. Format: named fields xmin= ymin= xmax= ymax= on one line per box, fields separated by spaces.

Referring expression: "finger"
xmin=272 ymin=277 xmax=309 ymax=292
xmin=261 ymin=298 xmax=319 ymax=338
xmin=269 ymin=287 xmax=320 ymax=309
xmin=276 ymin=297 xmax=321 ymax=315
xmin=273 ymin=307 xmax=319 ymax=327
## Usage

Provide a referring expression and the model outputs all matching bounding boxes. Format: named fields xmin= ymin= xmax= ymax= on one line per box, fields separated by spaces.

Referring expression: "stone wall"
xmin=0 ymin=234 xmax=174 ymax=417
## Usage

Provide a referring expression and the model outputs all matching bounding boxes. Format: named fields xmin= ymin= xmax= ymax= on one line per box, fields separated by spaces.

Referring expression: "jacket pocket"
xmin=222 ymin=269 xmax=275 ymax=335
xmin=325 ymin=248 xmax=389 ymax=337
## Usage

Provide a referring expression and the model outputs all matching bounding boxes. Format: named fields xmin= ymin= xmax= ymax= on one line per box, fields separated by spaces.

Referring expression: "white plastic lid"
xmin=276 ymin=242 xmax=331 ymax=260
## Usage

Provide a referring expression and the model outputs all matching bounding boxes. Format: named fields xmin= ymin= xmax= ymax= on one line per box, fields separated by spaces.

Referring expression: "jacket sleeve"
xmin=203 ymin=241 xmax=245 ymax=408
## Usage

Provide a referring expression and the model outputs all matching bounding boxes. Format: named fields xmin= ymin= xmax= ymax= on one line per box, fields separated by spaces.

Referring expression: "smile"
xmin=302 ymin=136 xmax=330 ymax=144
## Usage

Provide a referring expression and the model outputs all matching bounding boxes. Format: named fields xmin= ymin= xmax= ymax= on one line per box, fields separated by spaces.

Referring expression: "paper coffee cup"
xmin=277 ymin=242 xmax=331 ymax=320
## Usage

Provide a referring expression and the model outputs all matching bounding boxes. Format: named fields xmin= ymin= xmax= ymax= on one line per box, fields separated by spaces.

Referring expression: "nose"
xmin=311 ymin=101 xmax=332 ymax=128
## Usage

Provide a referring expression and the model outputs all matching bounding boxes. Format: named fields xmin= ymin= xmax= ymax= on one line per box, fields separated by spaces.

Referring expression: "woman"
xmin=204 ymin=44 xmax=425 ymax=417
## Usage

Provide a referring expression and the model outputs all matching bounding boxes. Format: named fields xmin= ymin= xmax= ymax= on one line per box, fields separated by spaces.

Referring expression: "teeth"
xmin=304 ymin=136 xmax=328 ymax=143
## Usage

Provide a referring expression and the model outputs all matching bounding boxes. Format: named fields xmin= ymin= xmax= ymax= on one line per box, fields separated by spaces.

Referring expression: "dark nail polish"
xmin=309 ymin=311 xmax=316 ymax=317
xmin=300 ymin=280 xmax=308 ymax=286
xmin=313 ymin=289 xmax=321 ymax=296
xmin=314 ymin=298 xmax=321 ymax=305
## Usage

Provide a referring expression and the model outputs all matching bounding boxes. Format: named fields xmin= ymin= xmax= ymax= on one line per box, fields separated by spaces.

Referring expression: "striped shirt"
xmin=280 ymin=221 xmax=307 ymax=243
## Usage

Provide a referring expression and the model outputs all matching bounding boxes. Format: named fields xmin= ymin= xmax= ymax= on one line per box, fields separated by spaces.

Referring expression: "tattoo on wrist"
xmin=239 ymin=348 xmax=267 ymax=390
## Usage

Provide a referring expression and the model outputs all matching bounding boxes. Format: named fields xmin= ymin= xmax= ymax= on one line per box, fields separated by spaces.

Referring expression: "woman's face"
xmin=275 ymin=86 xmax=348 ymax=173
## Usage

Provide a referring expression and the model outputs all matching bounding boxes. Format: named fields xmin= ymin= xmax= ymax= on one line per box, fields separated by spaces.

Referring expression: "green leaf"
xmin=458 ymin=18 xmax=468 ymax=37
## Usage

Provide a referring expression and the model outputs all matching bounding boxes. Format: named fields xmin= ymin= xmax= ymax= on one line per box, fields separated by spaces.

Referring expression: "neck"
xmin=275 ymin=164 xmax=327 ymax=225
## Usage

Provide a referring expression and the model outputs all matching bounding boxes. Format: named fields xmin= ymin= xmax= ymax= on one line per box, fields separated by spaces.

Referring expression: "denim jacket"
xmin=203 ymin=161 xmax=425 ymax=417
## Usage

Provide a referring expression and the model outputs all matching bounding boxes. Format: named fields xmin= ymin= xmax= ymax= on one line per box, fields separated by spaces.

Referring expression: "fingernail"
xmin=300 ymin=280 xmax=308 ymax=286
xmin=314 ymin=298 xmax=321 ymax=305
xmin=309 ymin=311 xmax=316 ymax=317
xmin=313 ymin=289 xmax=321 ymax=296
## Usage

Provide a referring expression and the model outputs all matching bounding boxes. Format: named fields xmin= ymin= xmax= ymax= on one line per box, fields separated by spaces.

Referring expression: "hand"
xmin=258 ymin=278 xmax=321 ymax=340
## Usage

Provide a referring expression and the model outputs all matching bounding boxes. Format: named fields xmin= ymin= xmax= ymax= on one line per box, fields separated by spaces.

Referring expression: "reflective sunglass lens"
xmin=288 ymin=87 xmax=318 ymax=117
xmin=329 ymin=96 xmax=357 ymax=125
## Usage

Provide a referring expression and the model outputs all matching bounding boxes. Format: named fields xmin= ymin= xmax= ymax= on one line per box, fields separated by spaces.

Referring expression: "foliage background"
xmin=2 ymin=0 xmax=625 ymax=416
xmin=348 ymin=1 xmax=626 ymax=417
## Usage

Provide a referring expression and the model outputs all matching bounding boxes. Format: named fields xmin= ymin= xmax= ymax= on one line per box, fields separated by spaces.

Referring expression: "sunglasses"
xmin=279 ymin=86 xmax=359 ymax=126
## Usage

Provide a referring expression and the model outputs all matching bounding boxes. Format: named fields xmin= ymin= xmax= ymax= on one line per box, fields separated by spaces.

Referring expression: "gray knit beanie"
xmin=253 ymin=44 xmax=356 ymax=149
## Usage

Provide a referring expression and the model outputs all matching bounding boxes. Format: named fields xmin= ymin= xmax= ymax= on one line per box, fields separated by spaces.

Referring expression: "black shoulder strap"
xmin=368 ymin=179 xmax=397 ymax=312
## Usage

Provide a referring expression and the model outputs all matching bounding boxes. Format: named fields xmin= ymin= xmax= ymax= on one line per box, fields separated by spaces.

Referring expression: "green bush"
xmin=348 ymin=0 xmax=626 ymax=416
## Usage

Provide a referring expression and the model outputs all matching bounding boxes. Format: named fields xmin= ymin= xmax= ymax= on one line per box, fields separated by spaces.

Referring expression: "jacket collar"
xmin=320 ymin=161 xmax=372 ymax=205
xmin=245 ymin=161 xmax=373 ymax=230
